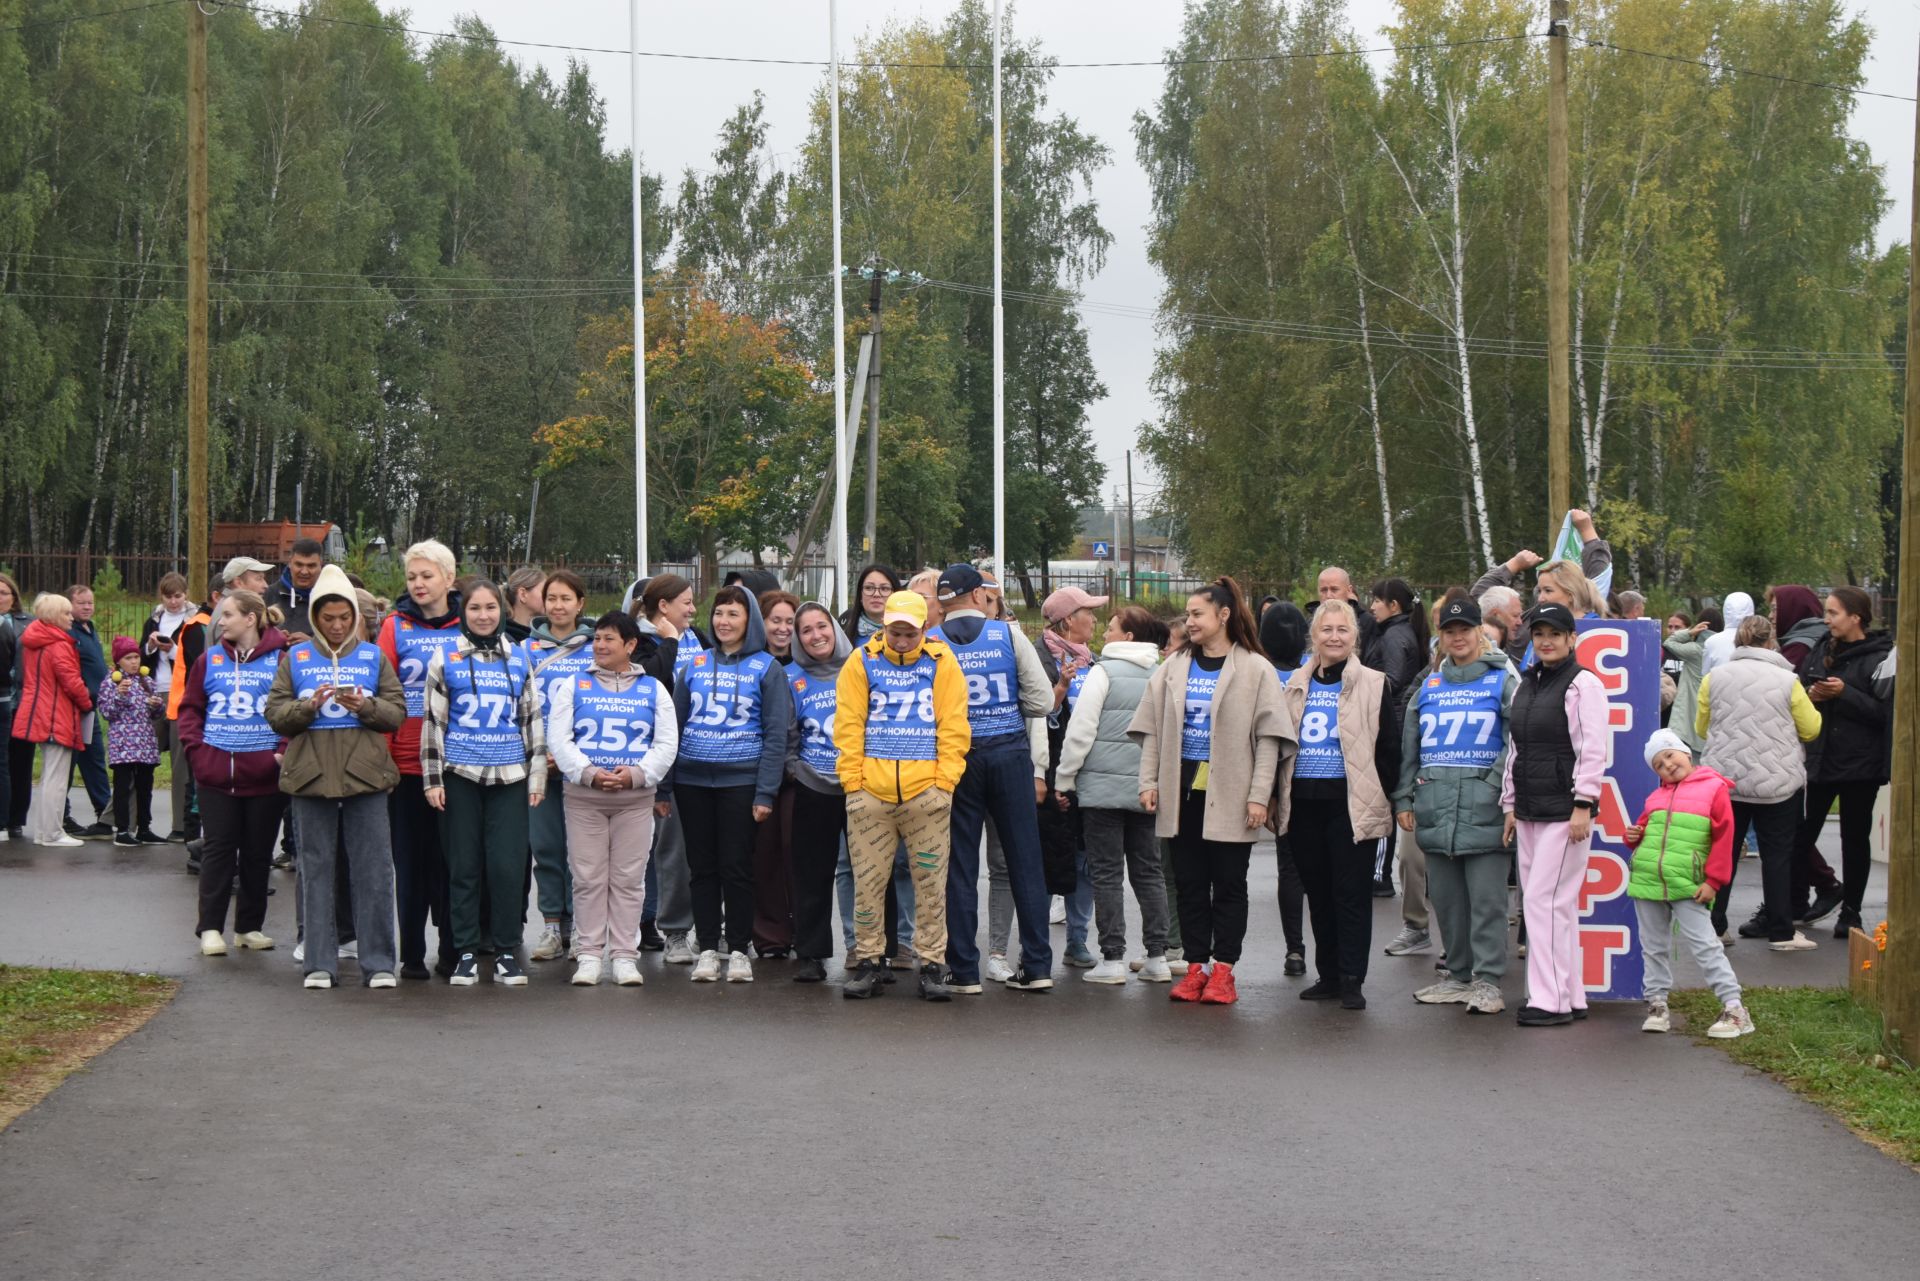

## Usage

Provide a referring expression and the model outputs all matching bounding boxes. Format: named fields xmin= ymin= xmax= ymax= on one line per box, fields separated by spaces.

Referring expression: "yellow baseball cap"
xmin=882 ymin=590 xmax=928 ymax=627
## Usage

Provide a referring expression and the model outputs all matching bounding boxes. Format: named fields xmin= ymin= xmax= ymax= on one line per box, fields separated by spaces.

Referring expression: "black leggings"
xmin=789 ymin=785 xmax=847 ymax=960
xmin=1168 ymin=780 xmax=1251 ymax=965
xmin=195 ymin=789 xmax=288 ymax=936
xmin=1275 ymin=833 xmax=1305 ymax=954
xmin=1290 ymin=791 xmax=1375 ymax=982
xmin=1798 ymin=780 xmax=1879 ymax=918
xmin=112 ymin=763 xmax=155 ymax=833
xmin=678 ymin=782 xmax=758 ymax=956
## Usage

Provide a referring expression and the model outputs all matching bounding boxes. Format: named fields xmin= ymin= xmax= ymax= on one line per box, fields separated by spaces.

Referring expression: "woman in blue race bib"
xmin=422 ymin=581 xmax=548 ymax=988
xmin=524 ymin=569 xmax=595 ymax=963
xmin=636 ymin=573 xmax=701 ymax=965
xmin=547 ymin=611 xmax=679 ymax=988
xmin=1275 ymin=598 xmax=1402 ymax=1012
xmin=177 ymin=589 xmax=289 ymax=958
xmin=669 ymin=585 xmax=793 ymax=984
xmin=785 ymin=602 xmax=852 ymax=983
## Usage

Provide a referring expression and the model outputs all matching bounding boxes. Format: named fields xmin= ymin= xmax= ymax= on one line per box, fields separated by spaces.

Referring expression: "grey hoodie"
xmin=668 ymin=587 xmax=793 ymax=806
xmin=786 ymin=602 xmax=852 ymax=796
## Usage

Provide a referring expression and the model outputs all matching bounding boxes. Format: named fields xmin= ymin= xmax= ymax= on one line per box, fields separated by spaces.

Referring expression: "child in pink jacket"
xmin=97 ymin=636 xmax=164 ymax=846
xmin=1623 ymin=728 xmax=1751 ymax=1039
xmin=1500 ymin=604 xmax=1610 ymax=1027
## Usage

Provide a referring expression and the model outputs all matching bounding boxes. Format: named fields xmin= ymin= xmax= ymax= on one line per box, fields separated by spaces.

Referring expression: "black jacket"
xmin=1796 ymin=630 xmax=1894 ymax=785
xmin=1363 ymin=611 xmax=1424 ymax=745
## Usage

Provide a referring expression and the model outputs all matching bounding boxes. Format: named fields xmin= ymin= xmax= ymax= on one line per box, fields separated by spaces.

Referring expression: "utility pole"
xmin=1126 ymin=449 xmax=1137 ymax=599
xmin=1881 ymin=36 xmax=1920 ymax=1062
xmin=186 ymin=1 xmax=210 ymax=589
xmin=863 ymin=265 xmax=883 ymax=557
xmin=1545 ymin=0 xmax=1572 ymax=540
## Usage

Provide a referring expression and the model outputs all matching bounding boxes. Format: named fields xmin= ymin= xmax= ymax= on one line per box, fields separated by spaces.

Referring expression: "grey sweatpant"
xmin=292 ymin=793 xmax=397 ymax=982
xmin=1635 ymin=896 xmax=1741 ymax=1006
xmin=1427 ymin=849 xmax=1508 ymax=982
xmin=1082 ymin=807 xmax=1169 ymax=959
xmin=1398 ymin=827 xmax=1431 ymax=931
xmin=650 ymin=806 xmax=693 ymax=934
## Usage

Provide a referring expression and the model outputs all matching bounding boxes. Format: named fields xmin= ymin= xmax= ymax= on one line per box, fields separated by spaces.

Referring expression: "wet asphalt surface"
xmin=0 ymin=789 xmax=1914 ymax=1280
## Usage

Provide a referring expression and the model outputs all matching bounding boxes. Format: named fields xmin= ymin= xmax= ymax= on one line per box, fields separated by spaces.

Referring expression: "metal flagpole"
xmin=991 ymin=0 xmax=1005 ymax=577
xmin=829 ymin=0 xmax=848 ymax=612
xmin=631 ymin=0 xmax=649 ymax=577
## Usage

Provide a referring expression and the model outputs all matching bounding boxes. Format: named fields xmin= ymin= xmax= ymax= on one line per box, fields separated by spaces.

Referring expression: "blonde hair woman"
xmin=1275 ymin=598 xmax=1402 ymax=1010
xmin=11 ymin=593 xmax=94 ymax=846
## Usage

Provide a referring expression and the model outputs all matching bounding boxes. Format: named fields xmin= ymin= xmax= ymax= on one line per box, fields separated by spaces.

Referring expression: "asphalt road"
xmin=1 ymin=790 xmax=1914 ymax=1280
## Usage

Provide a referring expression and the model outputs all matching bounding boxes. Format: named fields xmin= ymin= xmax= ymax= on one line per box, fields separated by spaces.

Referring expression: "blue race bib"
xmin=680 ymin=651 xmax=774 ymax=764
xmin=1181 ymin=662 xmax=1219 ymax=761
xmin=286 ymin=643 xmax=383 ymax=732
xmin=391 ymin=619 xmax=463 ymax=718
xmin=789 ymin=668 xmax=839 ymax=776
xmin=201 ymin=650 xmax=279 ymax=753
xmin=529 ymin=639 xmax=594 ymax=732
xmin=861 ymin=649 xmax=939 ymax=761
xmin=570 ymin=674 xmax=660 ymax=770
xmin=1415 ymin=669 xmax=1505 ymax=769
xmin=441 ymin=649 xmax=529 ymax=768
xmin=930 ymin=620 xmax=1022 ymax=740
xmin=1295 ymin=678 xmax=1345 ymax=779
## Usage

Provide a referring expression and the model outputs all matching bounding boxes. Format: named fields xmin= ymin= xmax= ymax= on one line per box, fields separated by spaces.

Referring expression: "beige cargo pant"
xmin=846 ymin=786 xmax=951 ymax=966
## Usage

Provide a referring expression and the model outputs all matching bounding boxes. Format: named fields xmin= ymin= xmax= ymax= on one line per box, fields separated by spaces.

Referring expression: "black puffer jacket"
xmin=1363 ymin=611 xmax=1425 ymax=743
xmin=1796 ymin=630 xmax=1894 ymax=785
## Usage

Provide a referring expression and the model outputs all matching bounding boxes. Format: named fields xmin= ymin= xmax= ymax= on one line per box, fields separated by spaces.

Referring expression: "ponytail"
xmin=1192 ymin=576 xmax=1266 ymax=659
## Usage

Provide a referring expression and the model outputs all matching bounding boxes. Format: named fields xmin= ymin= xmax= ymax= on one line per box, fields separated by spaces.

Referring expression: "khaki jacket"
xmin=1276 ymin=661 xmax=1393 ymax=841
xmin=265 ymin=645 xmax=408 ymax=799
xmin=1128 ymin=646 xmax=1292 ymax=844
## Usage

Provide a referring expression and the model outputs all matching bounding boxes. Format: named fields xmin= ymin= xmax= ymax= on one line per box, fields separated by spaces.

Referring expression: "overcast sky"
xmin=403 ymin=0 xmax=1920 ymax=507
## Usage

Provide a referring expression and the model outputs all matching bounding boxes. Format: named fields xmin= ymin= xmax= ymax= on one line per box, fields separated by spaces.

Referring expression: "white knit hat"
xmin=1643 ymin=728 xmax=1689 ymax=768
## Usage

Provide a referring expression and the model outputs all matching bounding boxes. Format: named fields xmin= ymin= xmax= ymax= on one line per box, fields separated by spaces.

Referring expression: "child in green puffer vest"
xmin=1623 ymin=729 xmax=1751 ymax=1039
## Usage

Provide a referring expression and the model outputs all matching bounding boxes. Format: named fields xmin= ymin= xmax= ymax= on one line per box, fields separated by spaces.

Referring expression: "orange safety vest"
xmin=164 ymin=610 xmax=214 ymax=721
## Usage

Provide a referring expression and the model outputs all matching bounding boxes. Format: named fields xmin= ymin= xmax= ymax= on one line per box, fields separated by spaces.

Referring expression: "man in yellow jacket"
xmin=834 ymin=590 xmax=970 ymax=999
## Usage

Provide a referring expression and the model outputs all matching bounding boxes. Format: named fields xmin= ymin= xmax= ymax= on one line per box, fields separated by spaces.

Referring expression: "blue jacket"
xmin=667 ymin=588 xmax=792 ymax=807
xmin=71 ymin=619 xmax=109 ymax=694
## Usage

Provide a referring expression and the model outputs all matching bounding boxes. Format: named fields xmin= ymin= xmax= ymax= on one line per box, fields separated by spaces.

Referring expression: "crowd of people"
xmin=0 ymin=514 xmax=1893 ymax=1031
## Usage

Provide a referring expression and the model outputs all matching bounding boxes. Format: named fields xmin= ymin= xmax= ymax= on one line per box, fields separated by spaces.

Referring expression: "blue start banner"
xmin=1574 ymin=618 xmax=1662 ymax=1001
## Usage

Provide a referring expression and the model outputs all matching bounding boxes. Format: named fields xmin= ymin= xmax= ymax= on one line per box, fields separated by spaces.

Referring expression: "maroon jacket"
xmin=177 ymin=628 xmax=289 ymax=797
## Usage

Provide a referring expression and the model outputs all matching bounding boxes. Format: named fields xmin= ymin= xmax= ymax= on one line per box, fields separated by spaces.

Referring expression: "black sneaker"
xmin=1005 ymin=965 xmax=1054 ymax=992
xmin=1801 ymin=889 xmax=1844 ymax=927
xmin=1339 ymin=976 xmax=1367 ymax=1010
xmin=1516 ymin=1005 xmax=1573 ymax=1027
xmin=1283 ymin=952 xmax=1307 ymax=977
xmin=449 ymin=953 xmax=480 ymax=986
xmin=1736 ymin=914 xmax=1772 ymax=939
xmin=165 ymin=829 xmax=185 ymax=843
xmin=918 ymin=962 xmax=953 ymax=1002
xmin=493 ymin=954 xmax=528 ymax=987
xmin=64 ymin=818 xmax=88 ymax=839
xmin=842 ymin=958 xmax=887 ymax=999
xmin=792 ymin=958 xmax=828 ymax=983
xmin=113 ymin=831 xmax=139 ymax=847
xmin=1833 ymin=909 xmax=1863 ymax=941
xmin=434 ymin=955 xmax=458 ymax=979
xmin=639 ymin=922 xmax=665 ymax=952
xmin=400 ymin=962 xmax=431 ymax=981
xmin=272 ymin=853 xmax=294 ymax=870
xmin=1370 ymin=877 xmax=1395 ymax=898
xmin=1299 ymin=978 xmax=1340 ymax=1000
xmin=6 ymin=827 xmax=24 ymax=842
xmin=136 ymin=828 xmax=167 ymax=845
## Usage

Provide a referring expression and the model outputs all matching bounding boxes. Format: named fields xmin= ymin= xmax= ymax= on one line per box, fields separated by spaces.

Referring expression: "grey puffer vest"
xmin=1701 ymin=647 xmax=1807 ymax=803
xmin=1077 ymin=656 xmax=1152 ymax=812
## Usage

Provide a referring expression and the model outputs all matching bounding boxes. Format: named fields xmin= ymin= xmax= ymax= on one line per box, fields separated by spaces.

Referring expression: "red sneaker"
xmin=1169 ymin=962 xmax=1211 ymax=1001
xmin=1199 ymin=961 xmax=1238 ymax=1004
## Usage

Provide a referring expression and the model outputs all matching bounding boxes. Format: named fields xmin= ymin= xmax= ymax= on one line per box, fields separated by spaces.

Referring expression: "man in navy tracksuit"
xmin=931 ymin=565 xmax=1056 ymax=992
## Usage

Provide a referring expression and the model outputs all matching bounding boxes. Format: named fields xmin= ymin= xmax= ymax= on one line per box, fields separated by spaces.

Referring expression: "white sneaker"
xmin=691 ymin=950 xmax=723 ymax=982
xmin=199 ymin=930 xmax=228 ymax=956
xmin=1464 ymin=980 xmax=1505 ymax=1015
xmin=530 ymin=925 xmax=566 ymax=962
xmin=1127 ymin=955 xmax=1146 ymax=972
xmin=1770 ymin=931 xmax=1818 ymax=952
xmin=984 ymin=954 xmax=1015 ymax=983
xmin=1414 ymin=977 xmax=1474 ymax=1004
xmin=1384 ymin=926 xmax=1432 ymax=956
xmin=303 ymin=971 xmax=332 ymax=989
xmin=292 ymin=940 xmax=305 ymax=963
xmin=339 ymin=939 xmax=359 ymax=960
xmin=367 ymin=972 xmax=397 ymax=989
xmin=664 ymin=933 xmax=696 ymax=964
xmin=234 ymin=930 xmax=275 ymax=951
xmin=1168 ymin=956 xmax=1191 ymax=976
xmin=1049 ymin=895 xmax=1067 ymax=924
xmin=1083 ymin=958 xmax=1128 ymax=984
xmin=1642 ymin=1001 xmax=1671 ymax=1034
xmin=45 ymin=835 xmax=84 ymax=848
xmin=570 ymin=955 xmax=603 ymax=986
xmin=1139 ymin=956 xmax=1173 ymax=983
xmin=726 ymin=951 xmax=754 ymax=983
xmin=612 ymin=957 xmax=644 ymax=987
xmin=1708 ymin=1003 xmax=1755 ymax=1039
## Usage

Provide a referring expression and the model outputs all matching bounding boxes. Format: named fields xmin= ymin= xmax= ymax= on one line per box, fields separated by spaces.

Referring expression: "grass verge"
xmin=1673 ymin=986 xmax=1920 ymax=1166
xmin=0 ymin=965 xmax=177 ymax=1129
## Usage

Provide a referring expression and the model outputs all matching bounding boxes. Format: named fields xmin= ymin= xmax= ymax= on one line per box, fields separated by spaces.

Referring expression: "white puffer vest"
xmin=1701 ymin=648 xmax=1808 ymax=803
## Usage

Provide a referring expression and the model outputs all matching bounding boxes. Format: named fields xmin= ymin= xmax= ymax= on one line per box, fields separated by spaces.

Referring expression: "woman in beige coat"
xmin=1276 ymin=599 xmax=1402 ymax=1011
xmin=1128 ymin=578 xmax=1292 ymax=1005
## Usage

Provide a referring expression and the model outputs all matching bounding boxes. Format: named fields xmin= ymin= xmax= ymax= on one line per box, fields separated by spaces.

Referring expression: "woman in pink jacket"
xmin=1500 ymin=603 xmax=1609 ymax=1027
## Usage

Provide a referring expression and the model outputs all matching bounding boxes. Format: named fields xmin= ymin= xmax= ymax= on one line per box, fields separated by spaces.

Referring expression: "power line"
xmin=1578 ymin=37 xmax=1915 ymax=104
xmin=0 ymin=1 xmax=177 ymax=35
